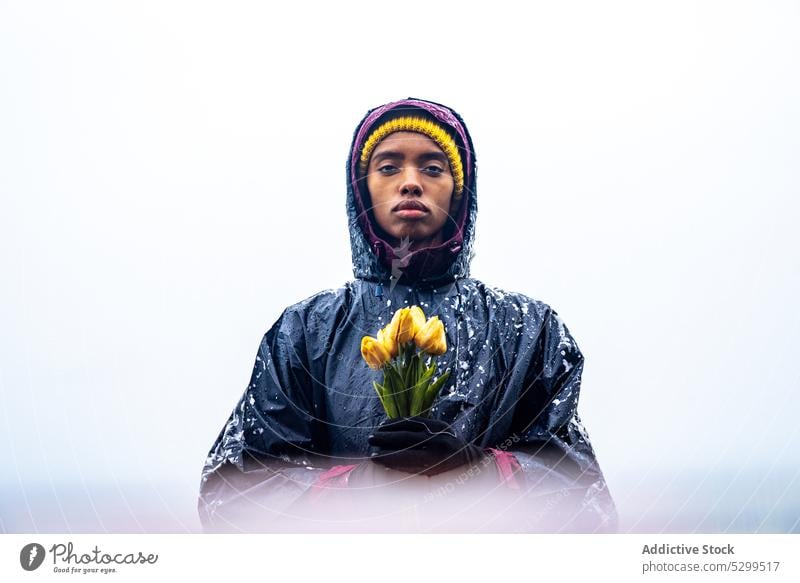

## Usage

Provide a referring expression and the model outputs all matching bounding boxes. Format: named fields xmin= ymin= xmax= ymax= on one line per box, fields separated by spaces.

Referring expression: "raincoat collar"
xmin=345 ymin=97 xmax=478 ymax=289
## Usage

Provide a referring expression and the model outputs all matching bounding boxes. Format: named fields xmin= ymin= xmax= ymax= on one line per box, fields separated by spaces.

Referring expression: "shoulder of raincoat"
xmin=198 ymin=97 xmax=618 ymax=533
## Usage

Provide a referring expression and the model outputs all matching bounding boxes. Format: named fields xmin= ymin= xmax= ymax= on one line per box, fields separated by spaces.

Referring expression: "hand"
xmin=367 ymin=416 xmax=486 ymax=477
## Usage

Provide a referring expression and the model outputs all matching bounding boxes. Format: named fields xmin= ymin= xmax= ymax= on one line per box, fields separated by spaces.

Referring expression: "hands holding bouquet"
xmin=360 ymin=306 xmax=485 ymax=477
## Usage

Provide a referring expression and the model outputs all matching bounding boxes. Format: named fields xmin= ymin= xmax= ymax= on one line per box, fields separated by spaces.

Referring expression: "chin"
xmin=392 ymin=226 xmax=431 ymax=242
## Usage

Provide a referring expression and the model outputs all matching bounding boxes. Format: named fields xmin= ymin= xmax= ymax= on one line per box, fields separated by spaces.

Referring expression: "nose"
xmin=399 ymin=168 xmax=423 ymax=195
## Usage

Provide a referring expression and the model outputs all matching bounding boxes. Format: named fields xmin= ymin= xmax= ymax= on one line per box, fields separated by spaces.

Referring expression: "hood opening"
xmin=346 ymin=98 xmax=478 ymax=288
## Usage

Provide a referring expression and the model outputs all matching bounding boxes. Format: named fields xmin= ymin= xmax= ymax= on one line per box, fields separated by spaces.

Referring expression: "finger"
xmin=377 ymin=417 xmax=452 ymax=434
xmin=376 ymin=418 xmax=428 ymax=432
xmin=373 ymin=446 xmax=468 ymax=476
xmin=368 ymin=429 xmax=429 ymax=449
xmin=369 ymin=427 xmax=459 ymax=449
xmin=372 ymin=440 xmax=458 ymax=464
xmin=412 ymin=417 xmax=452 ymax=433
xmin=371 ymin=448 xmax=439 ymax=474
xmin=419 ymin=457 xmax=464 ymax=476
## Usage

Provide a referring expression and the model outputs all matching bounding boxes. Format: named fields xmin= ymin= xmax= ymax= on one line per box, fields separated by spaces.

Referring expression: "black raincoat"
xmin=197 ymin=98 xmax=618 ymax=532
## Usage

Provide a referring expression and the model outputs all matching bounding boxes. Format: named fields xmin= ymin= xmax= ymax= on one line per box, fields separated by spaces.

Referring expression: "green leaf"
xmin=407 ymin=356 xmax=418 ymax=414
xmin=402 ymin=353 xmax=415 ymax=388
xmin=422 ymin=369 xmax=451 ymax=415
xmin=386 ymin=364 xmax=408 ymax=417
xmin=422 ymin=362 xmax=436 ymax=384
xmin=372 ymin=380 xmax=386 ymax=405
xmin=381 ymin=365 xmax=401 ymax=418
xmin=404 ymin=359 xmax=416 ymax=416
xmin=373 ymin=381 xmax=393 ymax=418
xmin=410 ymin=362 xmax=436 ymax=416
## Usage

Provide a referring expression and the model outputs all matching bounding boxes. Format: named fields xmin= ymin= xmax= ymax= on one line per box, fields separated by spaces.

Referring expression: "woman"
xmin=197 ymin=97 xmax=618 ymax=533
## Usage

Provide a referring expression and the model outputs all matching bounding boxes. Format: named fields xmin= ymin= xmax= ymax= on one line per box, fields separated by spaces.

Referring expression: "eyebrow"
xmin=371 ymin=150 xmax=448 ymax=164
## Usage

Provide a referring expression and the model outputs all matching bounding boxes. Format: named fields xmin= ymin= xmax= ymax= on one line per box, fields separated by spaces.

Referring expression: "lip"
xmin=393 ymin=201 xmax=429 ymax=212
xmin=394 ymin=209 xmax=428 ymax=219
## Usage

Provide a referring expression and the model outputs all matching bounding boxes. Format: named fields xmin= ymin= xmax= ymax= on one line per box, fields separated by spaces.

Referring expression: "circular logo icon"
xmin=20 ymin=543 xmax=46 ymax=571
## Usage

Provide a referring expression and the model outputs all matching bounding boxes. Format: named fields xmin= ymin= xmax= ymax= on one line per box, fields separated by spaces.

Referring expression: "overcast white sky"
xmin=1 ymin=1 xmax=798 ymax=532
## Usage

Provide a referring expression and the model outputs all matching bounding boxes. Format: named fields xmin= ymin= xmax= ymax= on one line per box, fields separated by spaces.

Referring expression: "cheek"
xmin=366 ymin=177 xmax=388 ymax=206
xmin=364 ymin=182 xmax=381 ymax=212
xmin=435 ymin=182 xmax=455 ymax=213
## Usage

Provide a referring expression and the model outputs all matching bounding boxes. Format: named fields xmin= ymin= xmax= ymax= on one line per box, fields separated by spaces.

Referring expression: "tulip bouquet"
xmin=360 ymin=306 xmax=452 ymax=419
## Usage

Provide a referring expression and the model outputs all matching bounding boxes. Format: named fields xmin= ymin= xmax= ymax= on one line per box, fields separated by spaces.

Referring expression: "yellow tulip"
xmin=408 ymin=305 xmax=426 ymax=334
xmin=361 ymin=335 xmax=391 ymax=369
xmin=385 ymin=307 xmax=418 ymax=347
xmin=380 ymin=317 xmax=399 ymax=358
xmin=414 ymin=316 xmax=447 ymax=356
xmin=376 ymin=327 xmax=398 ymax=359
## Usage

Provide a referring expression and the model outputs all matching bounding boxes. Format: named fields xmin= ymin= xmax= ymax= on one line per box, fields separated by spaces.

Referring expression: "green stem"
xmin=382 ymin=363 xmax=401 ymax=418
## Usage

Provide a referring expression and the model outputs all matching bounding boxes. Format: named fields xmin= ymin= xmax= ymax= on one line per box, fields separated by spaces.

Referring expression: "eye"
xmin=423 ymin=165 xmax=444 ymax=176
xmin=377 ymin=164 xmax=399 ymax=175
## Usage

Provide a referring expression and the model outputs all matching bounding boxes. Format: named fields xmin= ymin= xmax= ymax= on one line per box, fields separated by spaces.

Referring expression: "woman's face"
xmin=365 ymin=131 xmax=461 ymax=250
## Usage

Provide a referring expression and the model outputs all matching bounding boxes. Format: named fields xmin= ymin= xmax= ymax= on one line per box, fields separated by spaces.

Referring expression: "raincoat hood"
xmin=346 ymin=97 xmax=478 ymax=287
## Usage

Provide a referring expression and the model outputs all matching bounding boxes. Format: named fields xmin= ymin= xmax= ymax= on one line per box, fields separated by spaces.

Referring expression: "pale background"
xmin=1 ymin=0 xmax=798 ymax=533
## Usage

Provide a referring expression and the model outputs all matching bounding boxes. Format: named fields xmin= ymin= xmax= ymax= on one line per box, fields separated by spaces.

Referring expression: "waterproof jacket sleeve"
xmin=501 ymin=308 xmax=619 ymax=532
xmin=197 ymin=307 xmax=337 ymax=532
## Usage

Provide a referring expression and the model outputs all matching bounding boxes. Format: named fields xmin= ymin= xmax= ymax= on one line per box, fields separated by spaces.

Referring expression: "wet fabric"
xmin=197 ymin=97 xmax=618 ymax=532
